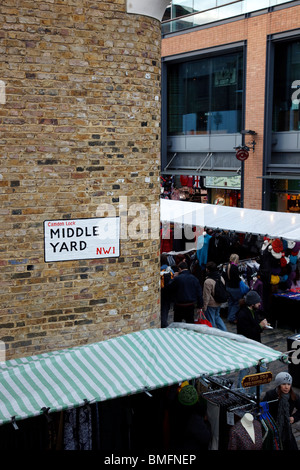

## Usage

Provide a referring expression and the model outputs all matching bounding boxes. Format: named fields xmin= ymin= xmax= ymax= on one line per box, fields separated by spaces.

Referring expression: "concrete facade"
xmin=0 ymin=0 xmax=164 ymax=359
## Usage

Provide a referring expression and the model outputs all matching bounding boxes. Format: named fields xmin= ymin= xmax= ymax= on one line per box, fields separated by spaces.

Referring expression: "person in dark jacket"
xmin=236 ymin=290 xmax=269 ymax=390
xmin=177 ymin=385 xmax=212 ymax=452
xmin=168 ymin=261 xmax=203 ymax=323
xmin=236 ymin=290 xmax=268 ymax=342
xmin=225 ymin=253 xmax=243 ymax=323
xmin=262 ymin=372 xmax=300 ymax=450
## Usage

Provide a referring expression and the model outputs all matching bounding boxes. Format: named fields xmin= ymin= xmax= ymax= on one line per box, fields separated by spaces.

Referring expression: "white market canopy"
xmin=0 ymin=325 xmax=286 ymax=426
xmin=160 ymin=199 xmax=300 ymax=241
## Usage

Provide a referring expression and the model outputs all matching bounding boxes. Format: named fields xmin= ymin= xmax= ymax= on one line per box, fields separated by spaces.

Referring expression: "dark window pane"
xmin=185 ymin=59 xmax=210 ymax=133
xmin=167 ymin=51 xmax=243 ymax=135
xmin=211 ymin=53 xmax=243 ymax=133
xmin=273 ymin=41 xmax=300 ymax=132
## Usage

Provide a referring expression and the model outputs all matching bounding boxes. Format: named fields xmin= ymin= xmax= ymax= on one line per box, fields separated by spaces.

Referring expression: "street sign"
xmin=241 ymin=371 xmax=273 ymax=388
xmin=44 ymin=217 xmax=120 ymax=262
xmin=236 ymin=148 xmax=249 ymax=161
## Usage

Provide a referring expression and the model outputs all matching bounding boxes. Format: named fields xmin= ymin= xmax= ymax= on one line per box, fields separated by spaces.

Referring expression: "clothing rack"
xmin=201 ymin=376 xmax=257 ymax=407
xmin=202 ymin=359 xmax=266 ymax=410
xmin=218 ymin=256 xmax=260 ymax=269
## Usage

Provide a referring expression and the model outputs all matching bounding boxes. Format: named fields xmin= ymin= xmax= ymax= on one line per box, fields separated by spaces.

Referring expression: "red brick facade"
xmin=162 ymin=5 xmax=300 ymax=210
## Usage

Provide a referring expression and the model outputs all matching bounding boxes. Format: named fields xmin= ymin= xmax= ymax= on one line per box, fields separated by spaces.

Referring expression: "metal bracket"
xmin=196 ymin=152 xmax=213 ymax=172
xmin=164 ymin=152 xmax=177 ymax=171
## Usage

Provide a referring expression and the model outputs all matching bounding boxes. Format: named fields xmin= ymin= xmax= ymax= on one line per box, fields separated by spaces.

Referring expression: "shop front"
xmin=161 ymin=175 xmax=241 ymax=207
xmin=205 ymin=176 xmax=241 ymax=207
xmin=270 ymin=179 xmax=300 ymax=213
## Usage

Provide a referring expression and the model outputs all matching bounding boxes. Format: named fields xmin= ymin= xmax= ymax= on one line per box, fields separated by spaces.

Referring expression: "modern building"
xmin=161 ymin=0 xmax=300 ymax=212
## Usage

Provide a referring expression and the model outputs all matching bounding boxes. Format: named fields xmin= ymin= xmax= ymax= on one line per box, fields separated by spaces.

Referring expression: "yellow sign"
xmin=241 ymin=371 xmax=273 ymax=388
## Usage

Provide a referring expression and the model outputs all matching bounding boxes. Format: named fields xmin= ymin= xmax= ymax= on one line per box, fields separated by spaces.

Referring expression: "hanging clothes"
xmin=196 ymin=232 xmax=212 ymax=268
xmin=161 ymin=225 xmax=173 ymax=253
xmin=228 ymin=418 xmax=263 ymax=450
xmin=259 ymin=401 xmax=283 ymax=450
xmin=63 ymin=405 xmax=93 ymax=450
xmin=204 ymin=388 xmax=253 ymax=450
xmin=207 ymin=231 xmax=231 ymax=266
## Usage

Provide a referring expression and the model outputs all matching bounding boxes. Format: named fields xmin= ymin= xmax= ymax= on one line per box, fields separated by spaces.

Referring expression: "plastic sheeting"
xmin=160 ymin=199 xmax=300 ymax=241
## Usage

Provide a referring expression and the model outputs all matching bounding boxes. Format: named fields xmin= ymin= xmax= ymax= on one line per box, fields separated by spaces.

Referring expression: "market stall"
xmin=0 ymin=325 xmax=287 ymax=450
xmin=160 ymin=200 xmax=300 ymax=330
xmin=160 ymin=199 xmax=300 ymax=241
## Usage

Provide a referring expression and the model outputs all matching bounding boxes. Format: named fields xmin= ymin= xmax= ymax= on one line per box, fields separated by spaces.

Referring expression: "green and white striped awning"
xmin=0 ymin=326 xmax=286 ymax=426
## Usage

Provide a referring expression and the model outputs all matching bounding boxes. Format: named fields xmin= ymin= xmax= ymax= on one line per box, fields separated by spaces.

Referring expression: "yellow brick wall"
xmin=0 ymin=0 xmax=162 ymax=359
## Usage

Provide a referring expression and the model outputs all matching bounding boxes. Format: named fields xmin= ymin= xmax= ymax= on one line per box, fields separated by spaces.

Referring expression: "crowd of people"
xmin=160 ymin=249 xmax=274 ymax=348
xmin=160 ymin=250 xmax=269 ymax=333
xmin=160 ymin=250 xmax=300 ymax=450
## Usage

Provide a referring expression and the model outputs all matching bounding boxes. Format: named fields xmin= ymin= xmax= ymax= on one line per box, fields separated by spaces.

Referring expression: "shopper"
xmin=202 ymin=261 xmax=227 ymax=331
xmin=168 ymin=261 xmax=203 ymax=324
xmin=160 ymin=254 xmax=174 ymax=328
xmin=236 ymin=290 xmax=268 ymax=342
xmin=262 ymin=372 xmax=300 ymax=450
xmin=176 ymin=384 xmax=212 ymax=452
xmin=236 ymin=290 xmax=268 ymax=390
xmin=225 ymin=253 xmax=242 ymax=323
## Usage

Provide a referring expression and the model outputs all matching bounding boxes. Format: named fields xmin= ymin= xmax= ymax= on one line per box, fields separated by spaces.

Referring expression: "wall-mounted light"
xmin=240 ymin=130 xmax=257 ymax=152
xmin=241 ymin=130 xmax=257 ymax=135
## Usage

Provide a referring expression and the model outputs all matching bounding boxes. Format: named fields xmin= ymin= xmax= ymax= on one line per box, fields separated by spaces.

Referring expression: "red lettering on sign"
xmin=96 ymin=247 xmax=116 ymax=255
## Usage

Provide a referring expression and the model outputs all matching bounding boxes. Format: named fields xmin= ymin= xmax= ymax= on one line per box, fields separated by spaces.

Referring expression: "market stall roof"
xmin=160 ymin=199 xmax=300 ymax=241
xmin=0 ymin=325 xmax=286 ymax=426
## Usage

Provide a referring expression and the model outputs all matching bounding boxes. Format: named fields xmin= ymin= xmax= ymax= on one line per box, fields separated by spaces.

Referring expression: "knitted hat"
xmin=272 ymin=238 xmax=283 ymax=253
xmin=261 ymin=239 xmax=270 ymax=251
xmin=288 ymin=240 xmax=296 ymax=250
xmin=245 ymin=290 xmax=261 ymax=306
xmin=282 ymin=239 xmax=288 ymax=252
xmin=178 ymin=385 xmax=199 ymax=406
xmin=294 ymin=241 xmax=300 ymax=252
xmin=280 ymin=255 xmax=289 ymax=268
xmin=274 ymin=372 xmax=292 ymax=387
xmin=271 ymin=274 xmax=280 ymax=285
xmin=290 ymin=255 xmax=298 ymax=265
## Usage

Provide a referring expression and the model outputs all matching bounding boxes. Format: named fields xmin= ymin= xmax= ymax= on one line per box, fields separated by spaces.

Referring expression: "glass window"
xmin=172 ymin=0 xmax=195 ymax=18
xmin=167 ymin=51 xmax=244 ymax=135
xmin=194 ymin=0 xmax=216 ymax=11
xmin=270 ymin=179 xmax=300 ymax=212
xmin=272 ymin=40 xmax=300 ymax=132
xmin=211 ymin=53 xmax=243 ymax=133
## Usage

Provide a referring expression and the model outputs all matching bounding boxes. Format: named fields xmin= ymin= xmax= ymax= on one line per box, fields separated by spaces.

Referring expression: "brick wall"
xmin=162 ymin=4 xmax=300 ymax=210
xmin=0 ymin=0 xmax=162 ymax=359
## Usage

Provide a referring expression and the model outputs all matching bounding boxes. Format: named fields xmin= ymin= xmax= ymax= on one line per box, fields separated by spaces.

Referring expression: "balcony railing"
xmin=162 ymin=0 xmax=295 ymax=35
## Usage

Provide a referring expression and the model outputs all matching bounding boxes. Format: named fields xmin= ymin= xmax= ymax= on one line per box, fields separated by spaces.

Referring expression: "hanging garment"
xmin=204 ymin=389 xmax=252 ymax=450
xmin=228 ymin=418 xmax=263 ymax=450
xmin=63 ymin=405 xmax=92 ymax=450
xmin=259 ymin=401 xmax=282 ymax=450
xmin=197 ymin=233 xmax=212 ymax=268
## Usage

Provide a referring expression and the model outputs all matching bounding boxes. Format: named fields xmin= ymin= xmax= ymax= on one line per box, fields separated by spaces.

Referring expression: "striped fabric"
xmin=0 ymin=327 xmax=285 ymax=426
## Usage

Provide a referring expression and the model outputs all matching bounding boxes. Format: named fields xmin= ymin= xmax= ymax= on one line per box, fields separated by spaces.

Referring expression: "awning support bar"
xmin=197 ymin=152 xmax=213 ymax=172
xmin=164 ymin=152 xmax=177 ymax=171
